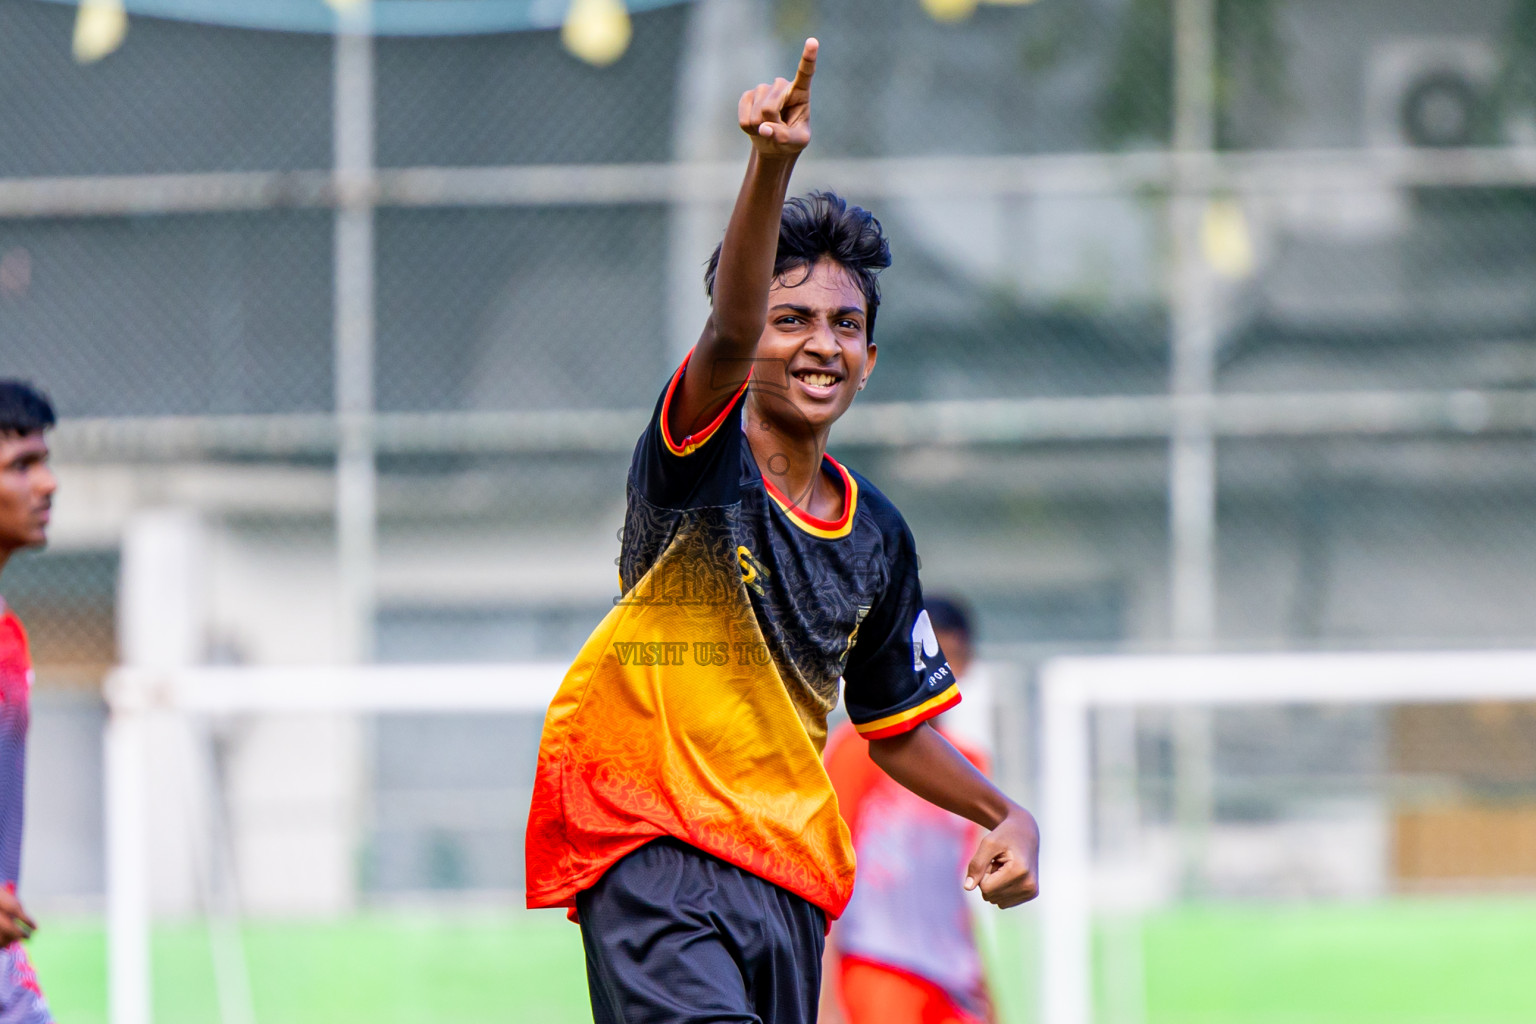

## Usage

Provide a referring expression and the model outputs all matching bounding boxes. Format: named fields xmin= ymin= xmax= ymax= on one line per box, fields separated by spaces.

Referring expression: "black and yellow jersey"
xmin=526 ymin=352 xmax=958 ymax=919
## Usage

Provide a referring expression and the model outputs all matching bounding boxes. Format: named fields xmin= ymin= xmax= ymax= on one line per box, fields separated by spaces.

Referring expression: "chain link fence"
xmin=3 ymin=3 xmax=1536 ymax=1014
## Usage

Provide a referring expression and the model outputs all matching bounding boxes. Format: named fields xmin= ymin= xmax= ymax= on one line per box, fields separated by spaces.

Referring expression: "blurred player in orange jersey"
xmin=0 ymin=381 xmax=58 ymax=1024
xmin=824 ymin=596 xmax=996 ymax=1024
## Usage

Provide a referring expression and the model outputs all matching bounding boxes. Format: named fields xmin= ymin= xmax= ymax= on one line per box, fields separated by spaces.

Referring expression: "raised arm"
xmin=869 ymin=722 xmax=1041 ymax=908
xmin=670 ymin=38 xmax=819 ymax=440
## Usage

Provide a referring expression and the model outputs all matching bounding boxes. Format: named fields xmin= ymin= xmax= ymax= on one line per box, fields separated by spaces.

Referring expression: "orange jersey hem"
xmin=525 ymin=831 xmax=659 ymax=912
xmin=524 ymin=598 xmax=858 ymax=923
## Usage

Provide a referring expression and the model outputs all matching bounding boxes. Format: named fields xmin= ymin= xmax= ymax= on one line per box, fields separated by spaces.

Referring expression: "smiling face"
xmin=751 ymin=259 xmax=877 ymax=436
xmin=0 ymin=432 xmax=55 ymax=555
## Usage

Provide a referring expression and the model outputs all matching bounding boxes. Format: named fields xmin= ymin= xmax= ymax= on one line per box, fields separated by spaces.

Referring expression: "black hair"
xmin=704 ymin=190 xmax=893 ymax=341
xmin=0 ymin=380 xmax=56 ymax=436
xmin=926 ymin=595 xmax=974 ymax=642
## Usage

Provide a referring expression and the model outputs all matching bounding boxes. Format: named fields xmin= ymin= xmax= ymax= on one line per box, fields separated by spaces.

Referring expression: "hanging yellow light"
xmin=72 ymin=0 xmax=128 ymax=63
xmin=921 ymin=0 xmax=979 ymax=21
xmin=922 ymin=0 xmax=1038 ymax=21
xmin=563 ymin=0 xmax=632 ymax=67
xmin=1201 ymin=198 xmax=1256 ymax=280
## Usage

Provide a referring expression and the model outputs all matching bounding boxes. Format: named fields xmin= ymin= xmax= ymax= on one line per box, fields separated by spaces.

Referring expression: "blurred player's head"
xmin=926 ymin=595 xmax=975 ymax=681
xmin=705 ymin=191 xmax=891 ymax=434
xmin=0 ymin=381 xmax=57 ymax=560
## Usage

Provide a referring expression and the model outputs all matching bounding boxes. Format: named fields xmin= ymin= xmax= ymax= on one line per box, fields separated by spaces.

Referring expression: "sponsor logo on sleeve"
xmin=911 ymin=609 xmax=940 ymax=672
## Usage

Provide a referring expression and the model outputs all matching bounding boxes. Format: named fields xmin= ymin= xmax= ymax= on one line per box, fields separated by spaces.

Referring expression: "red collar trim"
xmin=762 ymin=455 xmax=857 ymax=539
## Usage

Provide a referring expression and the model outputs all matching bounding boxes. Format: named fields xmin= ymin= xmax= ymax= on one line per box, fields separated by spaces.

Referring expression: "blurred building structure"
xmin=2 ymin=0 xmax=1536 ymax=920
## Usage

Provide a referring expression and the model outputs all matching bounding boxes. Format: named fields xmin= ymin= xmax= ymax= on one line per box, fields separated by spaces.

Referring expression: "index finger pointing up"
xmin=790 ymin=37 xmax=818 ymax=94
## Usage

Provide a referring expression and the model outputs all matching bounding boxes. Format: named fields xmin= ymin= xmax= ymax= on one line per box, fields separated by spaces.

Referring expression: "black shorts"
xmin=575 ymin=837 xmax=827 ymax=1024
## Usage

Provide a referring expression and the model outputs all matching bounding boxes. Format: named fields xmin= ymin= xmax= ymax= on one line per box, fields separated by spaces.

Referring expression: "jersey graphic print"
xmin=526 ymin=353 xmax=958 ymax=918
xmin=0 ymin=602 xmax=52 ymax=1024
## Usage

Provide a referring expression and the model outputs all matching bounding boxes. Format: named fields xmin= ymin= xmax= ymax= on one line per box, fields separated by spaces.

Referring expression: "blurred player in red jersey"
xmin=0 ymin=381 xmax=57 ymax=1024
xmin=824 ymin=596 xmax=996 ymax=1024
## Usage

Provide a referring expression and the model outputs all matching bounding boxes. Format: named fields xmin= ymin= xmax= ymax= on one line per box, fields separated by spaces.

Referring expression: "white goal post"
xmin=102 ymin=662 xmax=570 ymax=1024
xmin=105 ymin=650 xmax=1536 ymax=1024
xmin=97 ymin=655 xmax=1019 ymax=1024
xmin=1038 ymin=648 xmax=1536 ymax=1024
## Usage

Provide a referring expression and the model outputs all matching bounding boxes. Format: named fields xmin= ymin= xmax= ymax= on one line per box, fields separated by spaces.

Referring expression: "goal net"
xmin=99 ymin=658 xmax=1046 ymax=1024
xmin=1038 ymin=650 xmax=1536 ymax=1024
xmin=99 ymin=649 xmax=1536 ymax=1024
xmin=97 ymin=657 xmax=1039 ymax=1024
xmin=101 ymin=662 xmax=570 ymax=1024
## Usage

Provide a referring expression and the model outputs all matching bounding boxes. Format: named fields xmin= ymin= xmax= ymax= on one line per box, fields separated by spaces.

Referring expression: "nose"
xmin=36 ymin=465 xmax=57 ymax=499
xmin=803 ymin=317 xmax=839 ymax=358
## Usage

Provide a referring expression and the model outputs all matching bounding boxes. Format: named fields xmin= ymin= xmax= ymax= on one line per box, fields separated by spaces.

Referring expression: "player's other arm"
xmin=669 ymin=38 xmax=819 ymax=441
xmin=869 ymin=723 xmax=1041 ymax=908
xmin=0 ymin=886 xmax=36 ymax=946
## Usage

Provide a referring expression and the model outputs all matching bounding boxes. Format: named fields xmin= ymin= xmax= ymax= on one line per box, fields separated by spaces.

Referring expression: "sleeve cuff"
xmin=854 ymin=683 xmax=962 ymax=740
xmin=659 ymin=350 xmax=752 ymax=457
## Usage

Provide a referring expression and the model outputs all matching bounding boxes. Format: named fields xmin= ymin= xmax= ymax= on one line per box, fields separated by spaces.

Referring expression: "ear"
xmin=857 ymin=341 xmax=877 ymax=391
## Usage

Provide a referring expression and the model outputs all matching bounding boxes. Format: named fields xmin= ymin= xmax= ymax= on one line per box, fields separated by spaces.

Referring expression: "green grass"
xmin=24 ymin=897 xmax=1536 ymax=1023
xmin=28 ymin=912 xmax=590 ymax=1024
xmin=1138 ymin=899 xmax=1536 ymax=1024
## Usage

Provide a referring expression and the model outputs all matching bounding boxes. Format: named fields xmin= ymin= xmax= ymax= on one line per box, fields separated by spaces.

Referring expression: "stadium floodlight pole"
xmin=1041 ymin=2 xmax=1227 ymax=1024
xmin=1169 ymin=0 xmax=1217 ymax=642
xmin=333 ymin=0 xmax=378 ymax=664
xmin=1167 ymin=0 xmax=1218 ymax=908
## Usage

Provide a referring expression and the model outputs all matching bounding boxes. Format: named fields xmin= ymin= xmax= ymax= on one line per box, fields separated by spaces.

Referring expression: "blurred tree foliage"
xmin=1098 ymin=0 xmax=1287 ymax=149
xmin=1498 ymin=0 xmax=1536 ymax=123
xmin=775 ymin=0 xmax=816 ymax=42
xmin=1420 ymin=0 xmax=1536 ymax=215
xmin=1101 ymin=0 xmax=1536 ymax=150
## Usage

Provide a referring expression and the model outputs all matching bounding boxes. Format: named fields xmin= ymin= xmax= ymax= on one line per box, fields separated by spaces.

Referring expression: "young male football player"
xmin=0 ymin=381 xmax=58 ymax=1024
xmin=526 ymin=40 xmax=1038 ymax=1024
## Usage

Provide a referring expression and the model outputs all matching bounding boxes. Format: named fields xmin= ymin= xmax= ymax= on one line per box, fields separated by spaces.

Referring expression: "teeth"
xmin=800 ymin=373 xmax=837 ymax=387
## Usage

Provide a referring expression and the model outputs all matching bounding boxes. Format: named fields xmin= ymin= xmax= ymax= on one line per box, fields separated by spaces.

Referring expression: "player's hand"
xmin=738 ymin=37 xmax=817 ymax=158
xmin=0 ymin=888 xmax=36 ymax=946
xmin=964 ymin=806 xmax=1040 ymax=908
